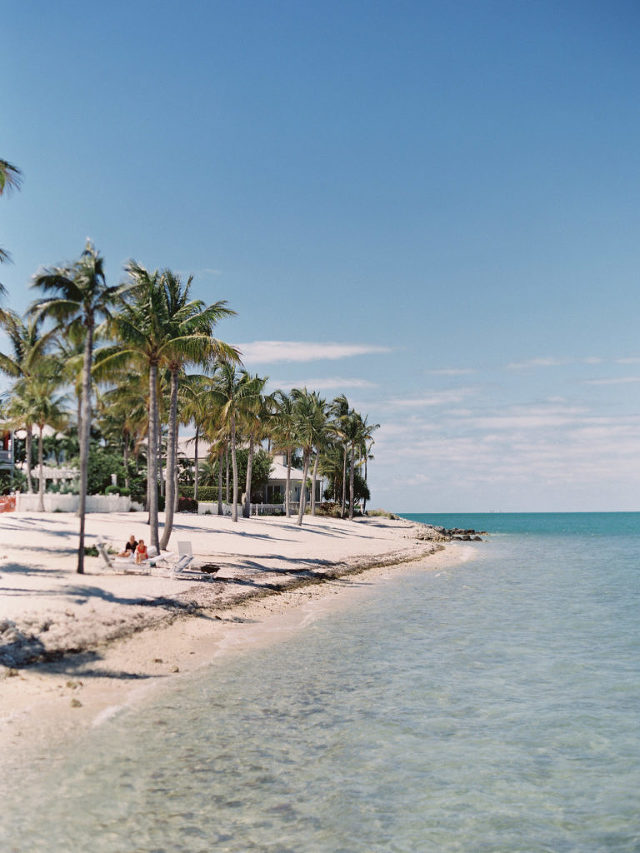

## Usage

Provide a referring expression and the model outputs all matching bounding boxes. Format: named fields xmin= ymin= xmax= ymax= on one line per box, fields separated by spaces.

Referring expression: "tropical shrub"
xmin=177 ymin=496 xmax=198 ymax=513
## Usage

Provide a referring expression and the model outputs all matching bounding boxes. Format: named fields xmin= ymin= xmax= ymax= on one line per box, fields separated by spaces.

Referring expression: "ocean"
xmin=2 ymin=513 xmax=639 ymax=851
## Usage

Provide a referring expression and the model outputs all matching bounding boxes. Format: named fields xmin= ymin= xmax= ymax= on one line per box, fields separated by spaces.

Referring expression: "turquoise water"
xmin=2 ymin=514 xmax=639 ymax=851
xmin=401 ymin=511 xmax=640 ymax=537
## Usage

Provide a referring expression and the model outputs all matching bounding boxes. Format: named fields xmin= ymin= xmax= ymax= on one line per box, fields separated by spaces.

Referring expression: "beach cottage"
xmin=177 ymin=439 xmax=323 ymax=509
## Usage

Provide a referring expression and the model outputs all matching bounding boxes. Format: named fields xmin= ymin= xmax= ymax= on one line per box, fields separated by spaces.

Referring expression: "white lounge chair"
xmin=96 ymin=539 xmax=192 ymax=576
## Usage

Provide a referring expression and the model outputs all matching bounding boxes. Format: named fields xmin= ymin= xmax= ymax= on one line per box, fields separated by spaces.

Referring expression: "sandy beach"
xmin=0 ymin=511 xmax=473 ymax=768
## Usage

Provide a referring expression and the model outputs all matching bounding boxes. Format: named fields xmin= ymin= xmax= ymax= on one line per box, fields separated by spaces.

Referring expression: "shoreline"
xmin=0 ymin=512 xmax=479 ymax=769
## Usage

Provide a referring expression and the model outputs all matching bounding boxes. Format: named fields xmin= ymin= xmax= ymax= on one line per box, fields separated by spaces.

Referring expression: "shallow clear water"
xmin=2 ymin=514 xmax=639 ymax=851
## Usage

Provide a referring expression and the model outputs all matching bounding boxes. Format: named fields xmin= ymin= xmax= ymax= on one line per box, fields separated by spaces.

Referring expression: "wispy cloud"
xmin=386 ymin=387 xmax=478 ymax=409
xmin=237 ymin=341 xmax=392 ymax=364
xmin=425 ymin=367 xmax=477 ymax=376
xmin=507 ymin=356 xmax=604 ymax=370
xmin=507 ymin=357 xmax=568 ymax=370
xmin=268 ymin=377 xmax=377 ymax=391
xmin=616 ymin=357 xmax=640 ymax=365
xmin=584 ymin=376 xmax=640 ymax=386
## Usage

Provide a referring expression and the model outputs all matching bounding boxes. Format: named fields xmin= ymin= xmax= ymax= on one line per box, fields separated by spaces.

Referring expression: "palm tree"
xmin=291 ymin=388 xmax=327 ymax=526
xmin=0 ymin=159 xmax=22 ymax=270
xmin=358 ymin=415 xmax=379 ymax=514
xmin=272 ymin=390 xmax=297 ymax=517
xmin=9 ymin=374 xmax=68 ymax=510
xmin=179 ymin=373 xmax=210 ymax=502
xmin=240 ymin=374 xmax=269 ymax=518
xmin=98 ymin=264 xmax=238 ymax=547
xmin=0 ymin=311 xmax=58 ymax=493
xmin=208 ymin=366 xmax=262 ymax=522
xmin=330 ymin=394 xmax=350 ymax=517
xmin=31 ymin=242 xmax=123 ymax=573
xmin=309 ymin=396 xmax=329 ymax=517
xmin=342 ymin=410 xmax=376 ymax=520
xmin=155 ymin=269 xmax=237 ymax=549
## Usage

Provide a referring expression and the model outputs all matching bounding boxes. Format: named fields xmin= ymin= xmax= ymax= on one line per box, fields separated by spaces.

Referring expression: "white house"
xmin=177 ymin=438 xmax=323 ymax=505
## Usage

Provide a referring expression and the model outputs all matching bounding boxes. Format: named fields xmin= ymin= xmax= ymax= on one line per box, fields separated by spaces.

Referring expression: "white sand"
xmin=0 ymin=510 xmax=475 ymax=768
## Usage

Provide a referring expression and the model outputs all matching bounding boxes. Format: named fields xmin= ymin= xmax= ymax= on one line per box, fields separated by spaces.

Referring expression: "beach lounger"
xmin=96 ymin=539 xmax=191 ymax=576
xmin=165 ymin=541 xmax=193 ymax=575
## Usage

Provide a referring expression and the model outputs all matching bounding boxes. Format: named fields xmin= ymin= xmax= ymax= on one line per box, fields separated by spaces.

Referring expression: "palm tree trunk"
xmin=225 ymin=446 xmax=230 ymax=504
xmin=157 ymin=417 xmax=164 ymax=498
xmin=363 ymin=453 xmax=368 ymax=514
xmin=231 ymin=414 xmax=238 ymax=522
xmin=341 ymin=445 xmax=347 ymax=518
xmin=217 ymin=449 xmax=223 ymax=515
xmin=160 ymin=369 xmax=179 ymax=550
xmin=123 ymin=437 xmax=130 ymax=491
xmin=147 ymin=363 xmax=160 ymax=553
xmin=193 ymin=427 xmax=199 ymax=502
xmin=285 ymin=449 xmax=291 ymax=518
xmin=311 ymin=453 xmax=319 ymax=516
xmin=297 ymin=449 xmax=310 ymax=526
xmin=243 ymin=437 xmax=254 ymax=518
xmin=25 ymin=426 xmax=33 ymax=493
xmin=77 ymin=319 xmax=93 ymax=574
xmin=37 ymin=424 xmax=45 ymax=512
xmin=76 ymin=393 xmax=82 ymax=457
xmin=349 ymin=443 xmax=355 ymax=520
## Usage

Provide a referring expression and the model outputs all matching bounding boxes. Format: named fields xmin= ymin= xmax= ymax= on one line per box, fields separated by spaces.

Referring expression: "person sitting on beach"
xmin=135 ymin=539 xmax=148 ymax=564
xmin=118 ymin=534 xmax=138 ymax=558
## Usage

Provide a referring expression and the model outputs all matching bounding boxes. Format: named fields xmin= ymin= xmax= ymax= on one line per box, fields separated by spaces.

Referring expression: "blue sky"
xmin=3 ymin=0 xmax=640 ymax=511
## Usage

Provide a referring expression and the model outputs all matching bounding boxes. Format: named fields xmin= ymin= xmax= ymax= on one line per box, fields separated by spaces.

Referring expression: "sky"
xmin=3 ymin=0 xmax=640 ymax=511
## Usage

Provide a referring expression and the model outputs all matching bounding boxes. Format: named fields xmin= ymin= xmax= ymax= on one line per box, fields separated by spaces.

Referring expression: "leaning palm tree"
xmin=0 ymin=159 xmax=22 ymax=271
xmin=30 ymin=242 xmax=124 ymax=573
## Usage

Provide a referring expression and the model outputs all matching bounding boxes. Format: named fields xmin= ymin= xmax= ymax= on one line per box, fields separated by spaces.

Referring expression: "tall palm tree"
xmin=98 ymin=264 xmax=238 ymax=548
xmin=155 ymin=269 xmax=237 ymax=549
xmin=0 ymin=311 xmax=58 ymax=493
xmin=95 ymin=266 xmax=166 ymax=553
xmin=31 ymin=242 xmax=124 ymax=573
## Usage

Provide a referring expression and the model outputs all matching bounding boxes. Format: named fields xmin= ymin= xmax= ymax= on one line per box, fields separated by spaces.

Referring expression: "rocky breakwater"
xmin=409 ymin=522 xmax=486 ymax=543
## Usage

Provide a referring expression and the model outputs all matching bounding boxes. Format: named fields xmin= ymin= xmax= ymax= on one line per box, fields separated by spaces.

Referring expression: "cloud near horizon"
xmin=236 ymin=341 xmax=392 ymax=364
xmin=267 ymin=377 xmax=377 ymax=391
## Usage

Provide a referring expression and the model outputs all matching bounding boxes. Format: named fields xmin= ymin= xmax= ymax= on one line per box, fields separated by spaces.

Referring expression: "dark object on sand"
xmin=198 ymin=563 xmax=221 ymax=574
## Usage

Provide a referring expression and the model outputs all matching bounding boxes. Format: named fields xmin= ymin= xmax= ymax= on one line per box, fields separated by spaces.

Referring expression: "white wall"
xmin=15 ymin=493 xmax=132 ymax=513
